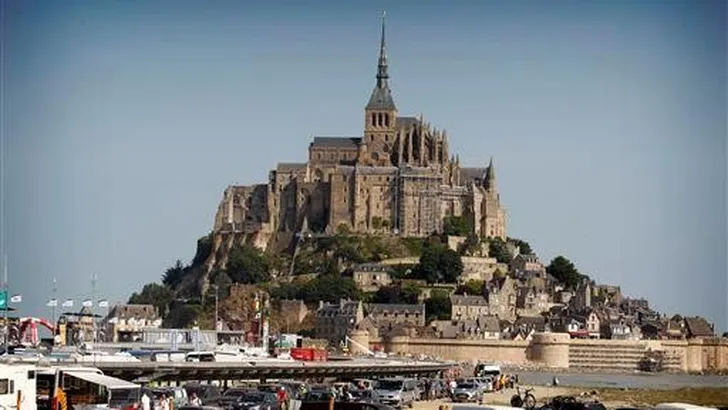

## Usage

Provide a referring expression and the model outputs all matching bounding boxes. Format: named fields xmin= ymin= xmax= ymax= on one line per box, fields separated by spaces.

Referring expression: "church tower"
xmin=362 ymin=11 xmax=397 ymax=167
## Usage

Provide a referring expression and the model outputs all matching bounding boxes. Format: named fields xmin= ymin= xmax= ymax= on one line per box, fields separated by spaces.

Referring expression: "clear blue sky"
xmin=2 ymin=0 xmax=726 ymax=331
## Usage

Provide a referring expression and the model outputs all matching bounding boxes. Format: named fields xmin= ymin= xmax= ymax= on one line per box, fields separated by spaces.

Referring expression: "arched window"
xmin=371 ymin=113 xmax=376 ymax=127
xmin=377 ymin=113 xmax=383 ymax=127
xmin=384 ymin=114 xmax=389 ymax=127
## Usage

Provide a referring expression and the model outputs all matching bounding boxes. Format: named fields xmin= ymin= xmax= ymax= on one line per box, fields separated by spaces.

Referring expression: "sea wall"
xmin=369 ymin=333 xmax=728 ymax=374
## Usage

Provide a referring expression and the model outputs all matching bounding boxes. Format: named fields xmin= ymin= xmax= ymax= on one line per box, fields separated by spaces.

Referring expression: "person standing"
xmin=160 ymin=394 xmax=170 ymax=410
xmin=141 ymin=392 xmax=151 ymax=410
xmin=189 ymin=393 xmax=202 ymax=407
xmin=277 ymin=386 xmax=289 ymax=410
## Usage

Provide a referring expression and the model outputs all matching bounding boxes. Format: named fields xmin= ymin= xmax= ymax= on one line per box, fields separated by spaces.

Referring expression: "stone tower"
xmin=362 ymin=11 xmax=397 ymax=167
xmin=475 ymin=157 xmax=507 ymax=239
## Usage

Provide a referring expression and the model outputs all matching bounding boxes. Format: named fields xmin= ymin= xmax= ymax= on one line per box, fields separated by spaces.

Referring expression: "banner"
xmin=82 ymin=299 xmax=93 ymax=307
xmin=0 ymin=291 xmax=7 ymax=309
xmin=62 ymin=299 xmax=74 ymax=308
xmin=98 ymin=299 xmax=109 ymax=308
xmin=46 ymin=299 xmax=58 ymax=307
xmin=10 ymin=294 xmax=22 ymax=303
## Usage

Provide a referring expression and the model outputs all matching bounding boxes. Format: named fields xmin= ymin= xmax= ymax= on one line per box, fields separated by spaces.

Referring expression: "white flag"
xmin=10 ymin=294 xmax=22 ymax=303
xmin=46 ymin=299 xmax=58 ymax=307
xmin=98 ymin=299 xmax=109 ymax=308
xmin=62 ymin=299 xmax=74 ymax=307
xmin=82 ymin=299 xmax=93 ymax=307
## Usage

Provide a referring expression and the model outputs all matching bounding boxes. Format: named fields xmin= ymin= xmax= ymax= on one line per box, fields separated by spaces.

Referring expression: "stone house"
xmin=600 ymin=317 xmax=639 ymax=340
xmin=366 ymin=303 xmax=426 ymax=329
xmin=430 ymin=315 xmax=501 ymax=340
xmin=592 ymin=284 xmax=623 ymax=307
xmin=515 ymin=286 xmax=550 ymax=316
xmin=509 ymin=254 xmax=546 ymax=277
xmin=352 ymin=263 xmax=392 ymax=292
xmin=683 ymin=316 xmax=715 ymax=339
xmin=485 ymin=276 xmax=517 ymax=321
xmin=450 ymin=295 xmax=489 ymax=321
xmin=102 ymin=304 xmax=162 ymax=343
xmin=502 ymin=315 xmax=546 ymax=340
xmin=585 ymin=310 xmax=602 ymax=339
xmin=315 ymin=299 xmax=364 ymax=344
xmin=459 ymin=256 xmax=506 ymax=283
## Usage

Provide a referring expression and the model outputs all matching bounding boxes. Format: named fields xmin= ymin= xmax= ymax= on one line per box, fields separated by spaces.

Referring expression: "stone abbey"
xmin=212 ymin=14 xmax=507 ymax=246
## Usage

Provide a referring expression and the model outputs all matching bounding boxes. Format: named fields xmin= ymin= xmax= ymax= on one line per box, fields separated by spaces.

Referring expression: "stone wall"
xmin=371 ymin=332 xmax=728 ymax=374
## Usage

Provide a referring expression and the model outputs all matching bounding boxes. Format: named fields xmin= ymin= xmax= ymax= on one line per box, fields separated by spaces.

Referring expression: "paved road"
xmin=514 ymin=371 xmax=728 ymax=390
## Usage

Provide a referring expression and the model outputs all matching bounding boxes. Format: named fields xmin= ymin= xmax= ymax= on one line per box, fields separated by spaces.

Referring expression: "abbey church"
xmin=212 ymin=15 xmax=507 ymax=247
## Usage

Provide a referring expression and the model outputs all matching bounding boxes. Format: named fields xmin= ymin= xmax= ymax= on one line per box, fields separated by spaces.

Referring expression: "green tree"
xmin=416 ymin=243 xmax=463 ymax=283
xmin=507 ymin=237 xmax=533 ymax=255
xmin=425 ymin=290 xmax=451 ymax=323
xmin=488 ymin=237 xmax=513 ymax=264
xmin=128 ymin=283 xmax=175 ymax=317
xmin=372 ymin=283 xmax=421 ymax=304
xmin=456 ymin=280 xmax=485 ymax=296
xmin=546 ymin=256 xmax=584 ymax=290
xmin=443 ymin=216 xmax=472 ymax=236
xmin=227 ymin=244 xmax=271 ymax=284
xmin=162 ymin=260 xmax=187 ymax=288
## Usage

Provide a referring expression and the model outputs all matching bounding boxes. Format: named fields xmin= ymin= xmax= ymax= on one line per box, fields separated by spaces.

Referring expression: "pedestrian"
xmin=141 ymin=392 xmax=151 ymax=410
xmin=277 ymin=386 xmax=289 ymax=410
xmin=159 ymin=394 xmax=169 ymax=410
xmin=189 ymin=393 xmax=202 ymax=407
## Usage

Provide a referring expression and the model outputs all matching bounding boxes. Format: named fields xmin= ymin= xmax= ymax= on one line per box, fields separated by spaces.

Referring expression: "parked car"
xmin=373 ymin=378 xmax=417 ymax=409
xmin=219 ymin=388 xmax=253 ymax=409
xmin=349 ymin=389 xmax=381 ymax=405
xmin=452 ymin=382 xmax=482 ymax=403
xmin=229 ymin=391 xmax=279 ymax=410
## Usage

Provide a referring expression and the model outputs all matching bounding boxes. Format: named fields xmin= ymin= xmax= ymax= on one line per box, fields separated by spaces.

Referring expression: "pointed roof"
xmin=366 ymin=11 xmax=397 ymax=111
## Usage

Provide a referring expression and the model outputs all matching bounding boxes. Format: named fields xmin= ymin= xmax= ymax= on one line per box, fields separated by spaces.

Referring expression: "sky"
xmin=1 ymin=0 xmax=726 ymax=331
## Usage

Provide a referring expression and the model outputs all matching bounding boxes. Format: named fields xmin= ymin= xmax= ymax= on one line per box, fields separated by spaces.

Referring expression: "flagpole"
xmin=52 ymin=277 xmax=57 ymax=325
xmin=3 ymin=255 xmax=8 ymax=351
xmin=91 ymin=274 xmax=97 ymax=344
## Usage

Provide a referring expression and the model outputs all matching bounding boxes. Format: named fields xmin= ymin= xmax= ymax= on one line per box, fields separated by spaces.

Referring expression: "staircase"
xmin=569 ymin=342 xmax=683 ymax=372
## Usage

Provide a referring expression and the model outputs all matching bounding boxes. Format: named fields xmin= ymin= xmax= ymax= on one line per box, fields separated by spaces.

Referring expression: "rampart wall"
xmin=367 ymin=333 xmax=728 ymax=374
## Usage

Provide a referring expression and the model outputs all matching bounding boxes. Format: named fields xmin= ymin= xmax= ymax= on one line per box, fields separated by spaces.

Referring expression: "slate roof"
xmin=396 ymin=116 xmax=419 ymax=130
xmin=366 ymin=87 xmax=397 ymax=111
xmin=367 ymin=303 xmax=424 ymax=315
xmin=311 ymin=137 xmax=361 ymax=149
xmin=450 ymin=294 xmax=487 ymax=306
xmin=514 ymin=315 xmax=547 ymax=332
xmin=108 ymin=304 xmax=158 ymax=320
xmin=460 ymin=167 xmax=487 ymax=184
xmin=684 ymin=316 xmax=714 ymax=338
xmin=317 ymin=300 xmax=360 ymax=317
xmin=277 ymin=162 xmax=307 ymax=171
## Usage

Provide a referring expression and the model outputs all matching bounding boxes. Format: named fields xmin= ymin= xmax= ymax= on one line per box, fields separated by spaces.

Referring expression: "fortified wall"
xmin=359 ymin=332 xmax=728 ymax=374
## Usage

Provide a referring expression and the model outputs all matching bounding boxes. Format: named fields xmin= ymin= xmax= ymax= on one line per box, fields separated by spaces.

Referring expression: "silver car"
xmin=452 ymin=382 xmax=482 ymax=403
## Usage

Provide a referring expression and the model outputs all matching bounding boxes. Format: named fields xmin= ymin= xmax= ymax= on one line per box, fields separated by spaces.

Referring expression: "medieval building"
xmin=212 ymin=14 xmax=507 ymax=247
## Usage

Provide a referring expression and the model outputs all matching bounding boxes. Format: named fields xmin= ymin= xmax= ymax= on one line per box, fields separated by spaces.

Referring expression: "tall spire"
xmin=376 ymin=10 xmax=389 ymax=90
xmin=366 ymin=10 xmax=397 ymax=111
